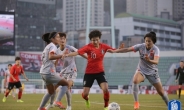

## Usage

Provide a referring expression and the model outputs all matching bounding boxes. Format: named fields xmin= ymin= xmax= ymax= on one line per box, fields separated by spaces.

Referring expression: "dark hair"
xmin=49 ymin=32 xmax=58 ymax=39
xmin=42 ymin=32 xmax=58 ymax=44
xmin=42 ymin=33 xmax=50 ymax=44
xmin=89 ymin=30 xmax=102 ymax=40
xmin=8 ymin=64 xmax=12 ymax=66
xmin=144 ymin=31 xmax=157 ymax=44
xmin=59 ymin=32 xmax=66 ymax=38
xmin=180 ymin=61 xmax=184 ymax=63
xmin=15 ymin=57 xmax=21 ymax=61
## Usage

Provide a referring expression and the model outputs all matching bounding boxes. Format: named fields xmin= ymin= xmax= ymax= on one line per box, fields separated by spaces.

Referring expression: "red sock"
xmin=104 ymin=91 xmax=110 ymax=107
xmin=18 ymin=91 xmax=22 ymax=99
xmin=5 ymin=91 xmax=10 ymax=97
xmin=82 ymin=93 xmax=88 ymax=100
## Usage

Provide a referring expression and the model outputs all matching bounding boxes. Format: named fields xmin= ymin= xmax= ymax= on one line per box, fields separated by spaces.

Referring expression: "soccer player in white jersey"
xmin=46 ymin=32 xmax=87 ymax=110
xmin=108 ymin=32 xmax=169 ymax=110
xmin=38 ymin=32 xmax=69 ymax=110
xmin=4 ymin=64 xmax=15 ymax=98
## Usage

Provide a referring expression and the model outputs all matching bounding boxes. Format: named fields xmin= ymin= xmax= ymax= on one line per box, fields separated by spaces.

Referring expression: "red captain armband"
xmin=131 ymin=47 xmax=136 ymax=52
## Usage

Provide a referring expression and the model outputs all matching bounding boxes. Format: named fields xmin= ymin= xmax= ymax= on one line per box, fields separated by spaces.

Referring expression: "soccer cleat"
xmin=45 ymin=103 xmax=55 ymax=110
xmin=66 ymin=106 xmax=72 ymax=110
xmin=53 ymin=101 xmax=66 ymax=109
xmin=37 ymin=107 xmax=46 ymax=110
xmin=85 ymin=100 xmax=90 ymax=108
xmin=17 ymin=99 xmax=24 ymax=102
xmin=134 ymin=102 xmax=140 ymax=110
xmin=104 ymin=107 xmax=108 ymax=110
xmin=2 ymin=96 xmax=6 ymax=102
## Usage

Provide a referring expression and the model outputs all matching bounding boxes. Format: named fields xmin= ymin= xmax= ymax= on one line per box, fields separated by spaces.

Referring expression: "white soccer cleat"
xmin=45 ymin=103 xmax=55 ymax=110
xmin=66 ymin=106 xmax=71 ymax=110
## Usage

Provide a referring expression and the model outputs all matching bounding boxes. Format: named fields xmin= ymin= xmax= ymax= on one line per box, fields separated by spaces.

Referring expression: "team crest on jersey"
xmin=101 ymin=49 xmax=104 ymax=54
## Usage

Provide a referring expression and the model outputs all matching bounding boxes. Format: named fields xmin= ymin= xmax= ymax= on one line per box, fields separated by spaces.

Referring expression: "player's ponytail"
xmin=144 ymin=31 xmax=157 ymax=44
xmin=42 ymin=33 xmax=50 ymax=44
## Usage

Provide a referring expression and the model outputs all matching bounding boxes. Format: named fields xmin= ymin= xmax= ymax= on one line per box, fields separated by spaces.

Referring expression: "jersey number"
xmin=91 ymin=52 xmax=96 ymax=59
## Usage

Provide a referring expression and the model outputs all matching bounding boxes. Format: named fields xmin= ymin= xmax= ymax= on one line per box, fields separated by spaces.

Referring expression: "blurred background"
xmin=0 ymin=0 xmax=184 ymax=94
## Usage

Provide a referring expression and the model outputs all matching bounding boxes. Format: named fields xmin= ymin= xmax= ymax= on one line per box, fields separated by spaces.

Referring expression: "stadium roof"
xmin=115 ymin=13 xmax=178 ymax=25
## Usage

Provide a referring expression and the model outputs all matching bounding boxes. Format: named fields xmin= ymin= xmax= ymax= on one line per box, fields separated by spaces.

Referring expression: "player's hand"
xmin=26 ymin=78 xmax=29 ymax=81
xmin=175 ymin=80 xmax=178 ymax=83
xmin=61 ymin=54 xmax=68 ymax=59
xmin=107 ymin=49 xmax=116 ymax=53
xmin=13 ymin=78 xmax=17 ymax=82
xmin=119 ymin=43 xmax=124 ymax=49
xmin=144 ymin=54 xmax=150 ymax=61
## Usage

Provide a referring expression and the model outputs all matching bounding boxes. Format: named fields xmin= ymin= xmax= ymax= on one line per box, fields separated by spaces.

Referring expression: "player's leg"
xmin=65 ymin=72 xmax=77 ymax=110
xmin=66 ymin=88 xmax=71 ymax=110
xmin=146 ymin=74 xmax=169 ymax=106
xmin=2 ymin=82 xmax=14 ymax=102
xmin=53 ymin=86 xmax=66 ymax=109
xmin=96 ymin=72 xmax=109 ymax=110
xmin=53 ymin=73 xmax=68 ymax=109
xmin=82 ymin=74 xmax=94 ymax=108
xmin=11 ymin=87 xmax=16 ymax=99
xmin=39 ymin=84 xmax=55 ymax=110
xmin=153 ymin=82 xmax=169 ymax=105
xmin=16 ymin=81 xmax=23 ymax=102
xmin=178 ymin=81 xmax=182 ymax=99
xmin=132 ymin=71 xmax=145 ymax=110
xmin=39 ymin=73 xmax=68 ymax=110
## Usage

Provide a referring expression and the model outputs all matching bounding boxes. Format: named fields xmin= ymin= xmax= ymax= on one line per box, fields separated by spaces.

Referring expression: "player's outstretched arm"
xmin=65 ymin=52 xmax=79 ymax=57
xmin=80 ymin=54 xmax=88 ymax=59
xmin=107 ymin=47 xmax=133 ymax=53
xmin=49 ymin=52 xmax=63 ymax=60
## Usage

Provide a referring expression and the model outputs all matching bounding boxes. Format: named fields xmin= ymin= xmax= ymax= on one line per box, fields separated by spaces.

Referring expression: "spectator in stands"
xmin=175 ymin=61 xmax=184 ymax=99
xmin=108 ymin=32 xmax=169 ymax=110
xmin=0 ymin=68 xmax=5 ymax=76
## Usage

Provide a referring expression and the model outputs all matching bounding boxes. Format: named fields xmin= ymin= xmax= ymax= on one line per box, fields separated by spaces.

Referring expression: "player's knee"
xmin=6 ymin=89 xmax=10 ymax=92
xmin=19 ymin=88 xmax=23 ymax=91
xmin=133 ymin=79 xmax=139 ymax=84
xmin=48 ymin=90 xmax=55 ymax=95
xmin=102 ymin=88 xmax=108 ymax=93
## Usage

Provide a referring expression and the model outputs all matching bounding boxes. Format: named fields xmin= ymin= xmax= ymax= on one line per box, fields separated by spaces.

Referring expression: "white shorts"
xmin=40 ymin=73 xmax=63 ymax=85
xmin=136 ymin=70 xmax=161 ymax=84
xmin=60 ymin=72 xmax=77 ymax=82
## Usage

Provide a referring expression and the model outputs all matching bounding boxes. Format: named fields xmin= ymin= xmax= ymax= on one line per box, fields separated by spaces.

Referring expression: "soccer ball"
xmin=108 ymin=102 xmax=120 ymax=110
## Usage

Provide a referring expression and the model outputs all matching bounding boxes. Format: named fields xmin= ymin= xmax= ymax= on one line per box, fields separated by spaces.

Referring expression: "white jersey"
xmin=132 ymin=43 xmax=160 ymax=75
xmin=5 ymin=70 xmax=10 ymax=82
xmin=40 ymin=42 xmax=58 ymax=74
xmin=56 ymin=45 xmax=78 ymax=74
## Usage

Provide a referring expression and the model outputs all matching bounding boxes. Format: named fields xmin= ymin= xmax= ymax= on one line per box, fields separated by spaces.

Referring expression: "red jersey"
xmin=78 ymin=43 xmax=114 ymax=74
xmin=9 ymin=64 xmax=24 ymax=82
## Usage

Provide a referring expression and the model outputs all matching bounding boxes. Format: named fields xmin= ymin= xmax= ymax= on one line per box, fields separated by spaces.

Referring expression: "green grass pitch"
xmin=0 ymin=94 xmax=184 ymax=110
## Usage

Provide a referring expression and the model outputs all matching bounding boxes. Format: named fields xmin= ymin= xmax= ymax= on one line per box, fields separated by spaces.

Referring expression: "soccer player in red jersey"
xmin=62 ymin=30 xmax=118 ymax=110
xmin=2 ymin=57 xmax=29 ymax=102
